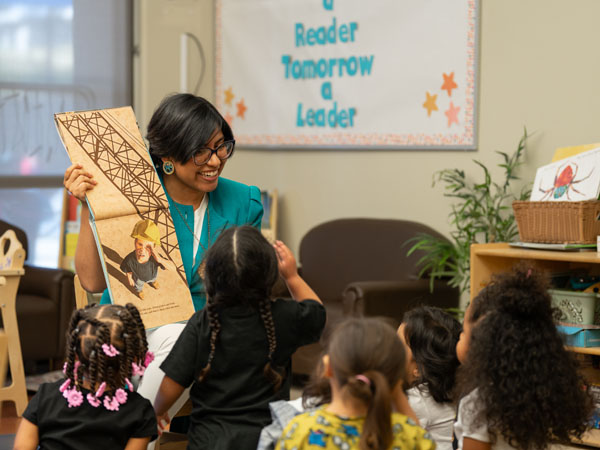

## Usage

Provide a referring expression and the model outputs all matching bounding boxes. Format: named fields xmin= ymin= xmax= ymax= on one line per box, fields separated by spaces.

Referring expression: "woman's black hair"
xmin=402 ymin=306 xmax=462 ymax=403
xmin=197 ymin=226 xmax=282 ymax=389
xmin=457 ymin=264 xmax=593 ymax=450
xmin=146 ymin=93 xmax=234 ymax=169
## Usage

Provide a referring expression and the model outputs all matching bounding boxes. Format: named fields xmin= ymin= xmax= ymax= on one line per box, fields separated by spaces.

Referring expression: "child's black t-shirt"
xmin=23 ymin=379 xmax=157 ymax=449
xmin=160 ymin=298 xmax=326 ymax=450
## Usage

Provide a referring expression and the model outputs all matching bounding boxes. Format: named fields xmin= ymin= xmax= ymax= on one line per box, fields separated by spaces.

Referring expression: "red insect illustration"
xmin=539 ymin=162 xmax=593 ymax=200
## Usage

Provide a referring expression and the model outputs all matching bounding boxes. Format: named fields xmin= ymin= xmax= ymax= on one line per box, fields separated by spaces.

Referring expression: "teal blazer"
xmin=101 ymin=177 xmax=263 ymax=311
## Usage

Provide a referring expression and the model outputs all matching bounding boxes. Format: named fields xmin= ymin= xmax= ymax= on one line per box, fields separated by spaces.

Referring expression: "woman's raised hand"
xmin=64 ymin=163 xmax=97 ymax=202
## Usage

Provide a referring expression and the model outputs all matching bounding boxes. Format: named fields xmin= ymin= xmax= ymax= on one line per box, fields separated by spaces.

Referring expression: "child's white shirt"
xmin=408 ymin=385 xmax=456 ymax=450
xmin=454 ymin=388 xmax=513 ymax=450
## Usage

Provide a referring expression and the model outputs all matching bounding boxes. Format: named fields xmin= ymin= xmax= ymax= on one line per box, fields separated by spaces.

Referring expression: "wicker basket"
xmin=512 ymin=200 xmax=600 ymax=244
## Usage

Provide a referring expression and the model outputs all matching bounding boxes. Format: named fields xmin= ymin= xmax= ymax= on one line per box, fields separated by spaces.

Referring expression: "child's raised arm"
xmin=154 ymin=375 xmax=186 ymax=435
xmin=274 ymin=240 xmax=322 ymax=304
xmin=13 ymin=418 xmax=39 ymax=450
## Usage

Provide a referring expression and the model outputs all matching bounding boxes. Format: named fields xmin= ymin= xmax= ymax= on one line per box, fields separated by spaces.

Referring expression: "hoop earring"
xmin=163 ymin=161 xmax=175 ymax=175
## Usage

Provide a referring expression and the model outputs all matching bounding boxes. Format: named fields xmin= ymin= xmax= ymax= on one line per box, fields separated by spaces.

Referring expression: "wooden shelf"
xmin=472 ymin=243 xmax=600 ymax=264
xmin=575 ymin=429 xmax=600 ymax=448
xmin=470 ymin=243 xmax=600 ymax=299
xmin=568 ymin=346 xmax=600 ymax=356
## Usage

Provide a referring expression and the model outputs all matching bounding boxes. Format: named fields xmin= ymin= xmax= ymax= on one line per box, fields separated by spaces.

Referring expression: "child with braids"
xmin=398 ymin=306 xmax=462 ymax=450
xmin=154 ymin=225 xmax=326 ymax=450
xmin=454 ymin=265 xmax=593 ymax=450
xmin=277 ymin=317 xmax=435 ymax=450
xmin=14 ymin=303 xmax=157 ymax=450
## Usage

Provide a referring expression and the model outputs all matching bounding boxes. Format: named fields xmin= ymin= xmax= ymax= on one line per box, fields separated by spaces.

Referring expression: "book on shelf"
xmin=530 ymin=145 xmax=600 ymax=202
xmin=55 ymin=107 xmax=194 ymax=330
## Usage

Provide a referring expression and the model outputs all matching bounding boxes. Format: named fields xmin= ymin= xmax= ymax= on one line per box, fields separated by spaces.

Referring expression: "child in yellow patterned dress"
xmin=276 ymin=317 xmax=436 ymax=450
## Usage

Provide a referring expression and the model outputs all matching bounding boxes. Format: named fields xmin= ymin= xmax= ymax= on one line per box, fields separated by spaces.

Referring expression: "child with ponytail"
xmin=277 ymin=317 xmax=436 ymax=450
xmin=14 ymin=303 xmax=157 ymax=450
xmin=154 ymin=225 xmax=325 ymax=450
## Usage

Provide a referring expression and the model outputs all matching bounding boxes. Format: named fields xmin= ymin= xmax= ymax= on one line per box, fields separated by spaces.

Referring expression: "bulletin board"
xmin=215 ymin=0 xmax=479 ymax=149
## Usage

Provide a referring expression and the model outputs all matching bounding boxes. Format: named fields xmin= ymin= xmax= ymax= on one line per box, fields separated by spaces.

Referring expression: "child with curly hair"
xmin=454 ymin=265 xmax=593 ymax=450
xmin=14 ymin=303 xmax=157 ymax=450
xmin=399 ymin=306 xmax=462 ymax=450
xmin=276 ymin=317 xmax=436 ymax=450
xmin=154 ymin=225 xmax=326 ymax=450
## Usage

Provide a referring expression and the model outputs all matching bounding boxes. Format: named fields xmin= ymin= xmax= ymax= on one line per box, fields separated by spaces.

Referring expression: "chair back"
xmin=0 ymin=220 xmax=28 ymax=261
xmin=299 ymin=218 xmax=448 ymax=303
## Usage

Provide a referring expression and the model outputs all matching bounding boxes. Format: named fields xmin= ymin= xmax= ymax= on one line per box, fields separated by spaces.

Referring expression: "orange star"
xmin=422 ymin=92 xmax=438 ymax=117
xmin=236 ymin=99 xmax=247 ymax=119
xmin=224 ymin=87 xmax=234 ymax=106
xmin=441 ymin=72 xmax=458 ymax=96
xmin=224 ymin=112 xmax=233 ymax=126
xmin=445 ymin=102 xmax=460 ymax=127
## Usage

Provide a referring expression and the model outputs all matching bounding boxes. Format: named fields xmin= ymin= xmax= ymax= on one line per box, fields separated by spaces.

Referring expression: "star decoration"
xmin=236 ymin=99 xmax=247 ymax=119
xmin=441 ymin=72 xmax=458 ymax=96
xmin=224 ymin=112 xmax=233 ymax=126
xmin=224 ymin=87 xmax=234 ymax=106
xmin=422 ymin=92 xmax=438 ymax=117
xmin=445 ymin=102 xmax=460 ymax=127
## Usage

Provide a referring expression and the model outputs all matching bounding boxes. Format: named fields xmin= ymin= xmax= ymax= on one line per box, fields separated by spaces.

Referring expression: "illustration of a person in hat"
xmin=120 ymin=219 xmax=166 ymax=299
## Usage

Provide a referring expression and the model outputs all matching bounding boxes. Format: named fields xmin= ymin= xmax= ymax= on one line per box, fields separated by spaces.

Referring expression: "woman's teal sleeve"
xmin=248 ymin=185 xmax=264 ymax=229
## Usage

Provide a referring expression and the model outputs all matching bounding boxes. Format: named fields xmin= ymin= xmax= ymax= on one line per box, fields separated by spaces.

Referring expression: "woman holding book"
xmin=63 ymin=93 xmax=263 ymax=445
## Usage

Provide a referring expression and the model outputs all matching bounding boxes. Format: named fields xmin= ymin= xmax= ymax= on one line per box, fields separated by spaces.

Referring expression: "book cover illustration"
xmin=55 ymin=107 xmax=194 ymax=329
xmin=530 ymin=146 xmax=600 ymax=202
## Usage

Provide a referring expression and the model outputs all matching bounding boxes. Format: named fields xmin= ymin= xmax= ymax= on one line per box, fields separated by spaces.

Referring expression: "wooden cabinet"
xmin=470 ymin=243 xmax=600 ymax=447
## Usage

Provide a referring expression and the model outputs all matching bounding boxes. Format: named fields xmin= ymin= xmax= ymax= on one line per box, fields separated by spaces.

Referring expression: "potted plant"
xmin=407 ymin=128 xmax=530 ymax=296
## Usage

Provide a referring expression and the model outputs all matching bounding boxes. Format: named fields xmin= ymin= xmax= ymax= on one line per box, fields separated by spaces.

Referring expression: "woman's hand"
xmin=64 ymin=163 xmax=97 ymax=202
xmin=274 ymin=240 xmax=298 ymax=282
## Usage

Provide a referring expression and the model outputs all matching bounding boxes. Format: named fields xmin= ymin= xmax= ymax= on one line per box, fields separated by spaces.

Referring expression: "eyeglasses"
xmin=192 ymin=140 xmax=235 ymax=166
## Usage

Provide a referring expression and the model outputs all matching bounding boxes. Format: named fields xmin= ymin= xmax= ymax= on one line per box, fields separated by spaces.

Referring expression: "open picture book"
xmin=55 ymin=107 xmax=195 ymax=329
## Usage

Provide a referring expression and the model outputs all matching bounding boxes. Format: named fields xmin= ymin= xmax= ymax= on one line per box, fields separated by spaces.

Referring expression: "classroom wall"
xmin=135 ymin=0 xmax=600 ymax=255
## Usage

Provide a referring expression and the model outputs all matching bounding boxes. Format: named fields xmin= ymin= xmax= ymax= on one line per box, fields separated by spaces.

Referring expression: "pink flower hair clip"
xmin=65 ymin=387 xmax=83 ymax=408
xmin=115 ymin=388 xmax=128 ymax=405
xmin=87 ymin=393 xmax=101 ymax=408
xmin=59 ymin=379 xmax=71 ymax=395
xmin=102 ymin=343 xmax=120 ymax=357
xmin=104 ymin=395 xmax=120 ymax=411
xmin=131 ymin=362 xmax=145 ymax=377
xmin=144 ymin=351 xmax=155 ymax=367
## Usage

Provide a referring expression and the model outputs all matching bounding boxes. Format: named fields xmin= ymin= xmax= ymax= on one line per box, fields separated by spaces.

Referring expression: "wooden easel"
xmin=0 ymin=229 xmax=27 ymax=416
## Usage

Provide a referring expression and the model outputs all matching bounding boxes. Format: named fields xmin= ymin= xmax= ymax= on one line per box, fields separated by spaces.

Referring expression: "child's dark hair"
xmin=304 ymin=317 xmax=406 ymax=450
xmin=457 ymin=264 xmax=592 ymax=450
xmin=146 ymin=93 xmax=234 ymax=169
xmin=64 ymin=303 xmax=148 ymax=395
xmin=402 ymin=306 xmax=462 ymax=403
xmin=199 ymin=225 xmax=281 ymax=389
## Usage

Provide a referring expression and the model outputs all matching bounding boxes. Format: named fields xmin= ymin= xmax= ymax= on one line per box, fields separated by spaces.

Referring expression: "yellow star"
xmin=423 ymin=92 xmax=438 ymax=117
xmin=224 ymin=87 xmax=234 ymax=106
